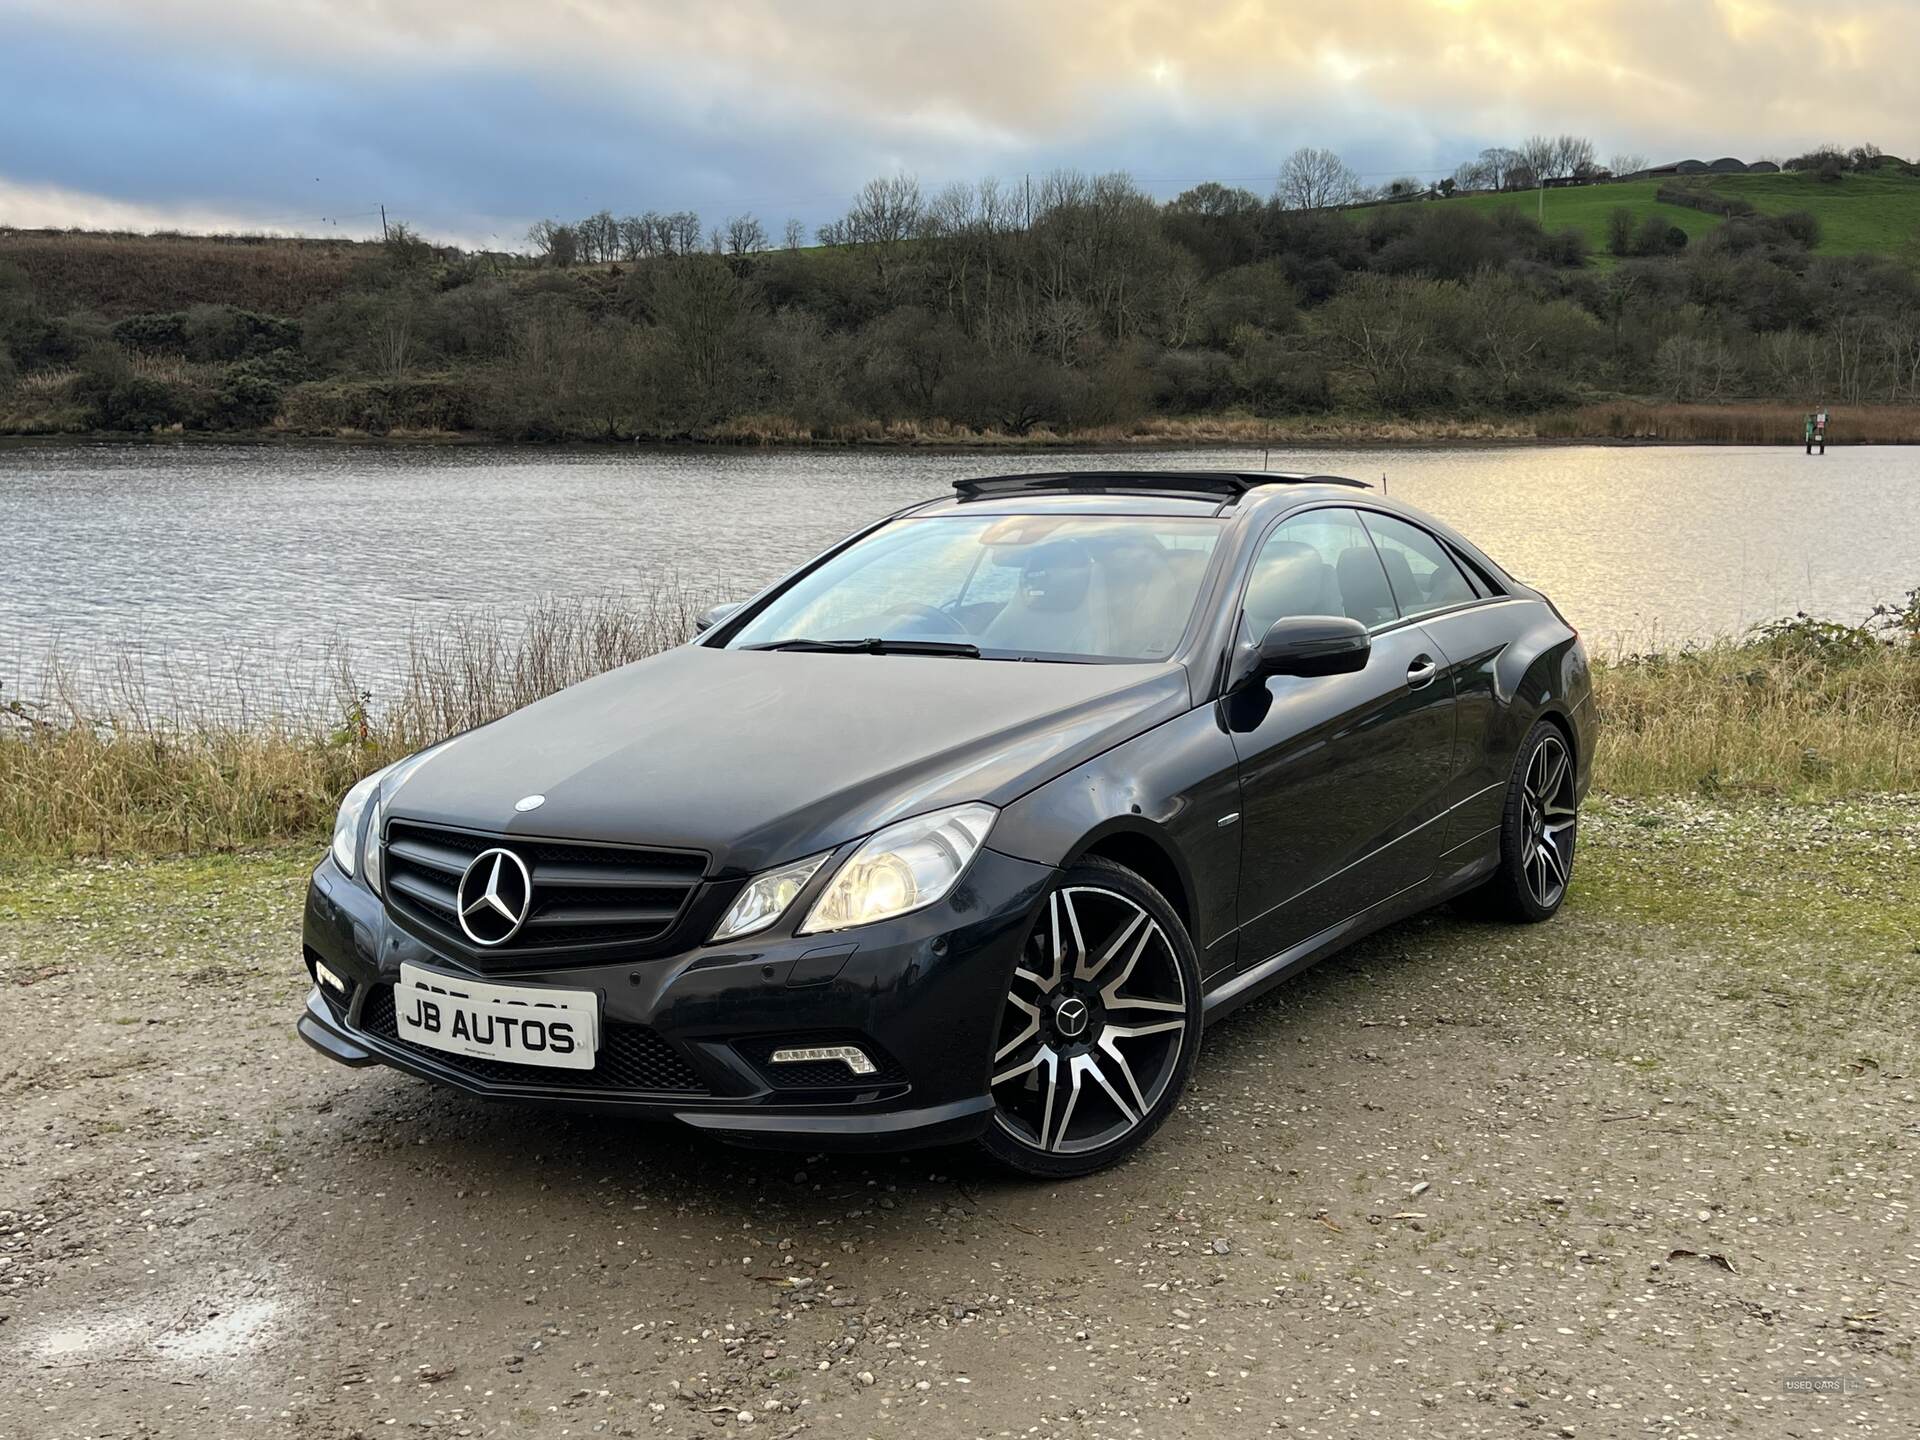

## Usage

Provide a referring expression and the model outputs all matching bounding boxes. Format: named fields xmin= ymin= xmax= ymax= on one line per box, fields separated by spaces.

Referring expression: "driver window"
xmin=1245 ymin=507 xmax=1397 ymax=638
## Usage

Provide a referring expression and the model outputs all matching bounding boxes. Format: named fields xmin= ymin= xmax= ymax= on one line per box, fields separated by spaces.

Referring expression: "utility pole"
xmin=380 ymin=204 xmax=389 ymax=241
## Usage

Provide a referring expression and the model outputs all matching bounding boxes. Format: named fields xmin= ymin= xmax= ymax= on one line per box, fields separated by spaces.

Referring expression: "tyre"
xmin=978 ymin=857 xmax=1202 ymax=1178
xmin=1480 ymin=719 xmax=1580 ymax=922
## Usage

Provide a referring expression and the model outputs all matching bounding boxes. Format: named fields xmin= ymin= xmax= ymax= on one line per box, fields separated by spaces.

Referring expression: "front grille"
xmin=359 ymin=986 xmax=709 ymax=1094
xmin=381 ymin=819 xmax=707 ymax=955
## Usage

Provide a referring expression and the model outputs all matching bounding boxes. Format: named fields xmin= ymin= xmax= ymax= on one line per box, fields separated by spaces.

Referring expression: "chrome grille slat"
xmin=382 ymin=819 xmax=707 ymax=956
xmin=385 ymin=836 xmax=473 ymax=877
xmin=531 ymin=861 xmax=700 ymax=889
xmin=387 ymin=869 xmax=458 ymax=915
xmin=528 ymin=905 xmax=682 ymax=929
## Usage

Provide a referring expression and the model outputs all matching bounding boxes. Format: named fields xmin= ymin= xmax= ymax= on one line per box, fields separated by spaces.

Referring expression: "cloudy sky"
xmin=2 ymin=0 xmax=1914 ymax=246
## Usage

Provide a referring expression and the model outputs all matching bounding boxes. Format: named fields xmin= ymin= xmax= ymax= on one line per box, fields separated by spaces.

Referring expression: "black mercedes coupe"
xmin=300 ymin=471 xmax=1593 ymax=1176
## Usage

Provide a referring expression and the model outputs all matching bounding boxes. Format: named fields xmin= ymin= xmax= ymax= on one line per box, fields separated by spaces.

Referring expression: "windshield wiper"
xmin=743 ymin=637 xmax=982 ymax=658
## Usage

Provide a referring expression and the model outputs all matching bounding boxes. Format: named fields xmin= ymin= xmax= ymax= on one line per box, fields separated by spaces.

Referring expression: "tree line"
xmin=3 ymin=157 xmax=1918 ymax=440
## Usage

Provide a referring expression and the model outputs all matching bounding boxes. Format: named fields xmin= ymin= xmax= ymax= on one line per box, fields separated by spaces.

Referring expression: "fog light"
xmin=769 ymin=1044 xmax=876 ymax=1076
xmin=314 ymin=960 xmax=347 ymax=993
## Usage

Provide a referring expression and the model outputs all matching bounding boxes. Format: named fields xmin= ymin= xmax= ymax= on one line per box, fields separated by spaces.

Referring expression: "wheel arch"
xmin=1534 ymin=704 xmax=1576 ymax=758
xmin=1069 ymin=823 xmax=1195 ymax=936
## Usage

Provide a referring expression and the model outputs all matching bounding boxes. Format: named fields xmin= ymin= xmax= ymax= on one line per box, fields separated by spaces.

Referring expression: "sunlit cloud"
xmin=2 ymin=0 xmax=1912 ymax=242
xmin=0 ymin=175 xmax=280 ymax=237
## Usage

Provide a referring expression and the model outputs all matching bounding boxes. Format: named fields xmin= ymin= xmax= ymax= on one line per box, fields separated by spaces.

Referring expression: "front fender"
xmin=989 ymin=705 xmax=1243 ymax=974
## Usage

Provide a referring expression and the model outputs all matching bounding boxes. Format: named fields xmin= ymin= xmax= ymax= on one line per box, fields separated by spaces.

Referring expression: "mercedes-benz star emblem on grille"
xmin=456 ymin=847 xmax=534 ymax=946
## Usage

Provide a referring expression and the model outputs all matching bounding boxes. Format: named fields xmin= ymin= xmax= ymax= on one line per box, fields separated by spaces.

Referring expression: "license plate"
xmin=394 ymin=962 xmax=599 ymax=1071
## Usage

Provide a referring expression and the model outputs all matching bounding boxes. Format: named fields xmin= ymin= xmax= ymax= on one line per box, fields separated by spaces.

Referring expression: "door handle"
xmin=1406 ymin=655 xmax=1438 ymax=689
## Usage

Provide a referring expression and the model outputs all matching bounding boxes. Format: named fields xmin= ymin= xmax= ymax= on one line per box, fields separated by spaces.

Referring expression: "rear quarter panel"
xmin=1422 ymin=596 xmax=1590 ymax=849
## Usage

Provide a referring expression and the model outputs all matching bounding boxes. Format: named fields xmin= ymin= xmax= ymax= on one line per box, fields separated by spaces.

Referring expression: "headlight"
xmin=329 ymin=749 xmax=432 ymax=882
xmin=362 ymin=798 xmax=385 ymax=893
xmin=800 ymin=803 xmax=996 ymax=935
xmin=710 ymin=852 xmax=830 ymax=943
xmin=330 ymin=771 xmax=383 ymax=877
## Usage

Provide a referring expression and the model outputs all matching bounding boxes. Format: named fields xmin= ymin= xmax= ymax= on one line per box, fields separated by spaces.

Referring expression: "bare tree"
xmin=1520 ymin=135 xmax=1597 ymax=182
xmin=1609 ymin=152 xmax=1649 ymax=178
xmin=526 ymin=219 xmax=578 ymax=266
xmin=1481 ymin=147 xmax=1524 ymax=190
xmin=843 ymin=175 xmax=923 ymax=246
xmin=1453 ymin=157 xmax=1493 ymax=192
xmin=373 ymin=307 xmax=416 ymax=378
xmin=1276 ymin=147 xmax=1359 ymax=210
xmin=783 ymin=217 xmax=805 ymax=251
xmin=382 ymin=221 xmax=430 ymax=270
xmin=664 ymin=211 xmax=703 ymax=257
xmin=834 ymin=174 xmax=924 ymax=293
xmin=617 ymin=214 xmax=650 ymax=260
xmin=647 ymin=256 xmax=756 ymax=411
xmin=723 ymin=214 xmax=769 ymax=257
xmin=577 ymin=210 xmax=619 ymax=264
xmin=1519 ymin=135 xmax=1559 ymax=185
xmin=1168 ymin=181 xmax=1262 ymax=218
xmin=1554 ymin=135 xmax=1598 ymax=178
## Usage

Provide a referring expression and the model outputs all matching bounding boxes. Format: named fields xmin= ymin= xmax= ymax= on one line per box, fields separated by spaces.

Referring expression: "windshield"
xmin=726 ymin=515 xmax=1224 ymax=663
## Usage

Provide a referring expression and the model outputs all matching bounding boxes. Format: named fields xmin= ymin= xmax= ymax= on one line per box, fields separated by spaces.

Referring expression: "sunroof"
xmin=951 ymin=471 xmax=1369 ymax=503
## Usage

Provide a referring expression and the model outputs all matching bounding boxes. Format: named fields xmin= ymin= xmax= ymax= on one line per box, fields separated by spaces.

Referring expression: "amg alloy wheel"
xmin=1483 ymin=719 xmax=1579 ymax=922
xmin=980 ymin=859 xmax=1201 ymax=1177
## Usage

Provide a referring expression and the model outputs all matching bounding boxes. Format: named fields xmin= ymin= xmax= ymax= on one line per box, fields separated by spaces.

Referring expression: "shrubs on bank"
xmin=278 ymin=374 xmax=484 ymax=434
xmin=5 ymin=168 xmax=1920 ymax=438
xmin=1655 ymin=184 xmax=1755 ymax=218
xmin=109 ymin=304 xmax=300 ymax=362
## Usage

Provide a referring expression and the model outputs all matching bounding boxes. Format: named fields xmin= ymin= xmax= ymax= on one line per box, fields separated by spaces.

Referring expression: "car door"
xmin=1357 ymin=510 xmax=1509 ymax=851
xmin=1222 ymin=506 xmax=1458 ymax=971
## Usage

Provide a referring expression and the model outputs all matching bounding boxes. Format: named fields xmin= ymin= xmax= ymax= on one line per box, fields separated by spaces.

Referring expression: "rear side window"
xmin=1360 ymin=513 xmax=1480 ymax=619
xmin=1245 ymin=507 xmax=1398 ymax=635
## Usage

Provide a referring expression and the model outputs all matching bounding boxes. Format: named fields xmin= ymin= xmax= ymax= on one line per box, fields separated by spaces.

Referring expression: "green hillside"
xmin=1713 ymin=170 xmax=1920 ymax=251
xmin=1355 ymin=170 xmax=1920 ymax=259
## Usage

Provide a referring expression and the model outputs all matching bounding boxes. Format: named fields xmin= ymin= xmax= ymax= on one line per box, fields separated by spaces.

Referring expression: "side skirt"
xmin=1201 ymin=844 xmax=1498 ymax=1023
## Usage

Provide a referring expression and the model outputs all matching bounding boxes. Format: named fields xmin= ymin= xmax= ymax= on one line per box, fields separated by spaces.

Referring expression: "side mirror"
xmin=1256 ymin=615 xmax=1371 ymax=678
xmin=694 ymin=601 xmax=744 ymax=634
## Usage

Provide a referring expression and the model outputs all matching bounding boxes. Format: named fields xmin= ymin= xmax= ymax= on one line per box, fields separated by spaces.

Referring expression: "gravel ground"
xmin=2 ymin=798 xmax=1916 ymax=1439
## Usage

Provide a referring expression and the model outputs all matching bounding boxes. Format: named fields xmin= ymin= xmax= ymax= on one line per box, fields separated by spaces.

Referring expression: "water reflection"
xmin=2 ymin=440 xmax=1914 ymax=716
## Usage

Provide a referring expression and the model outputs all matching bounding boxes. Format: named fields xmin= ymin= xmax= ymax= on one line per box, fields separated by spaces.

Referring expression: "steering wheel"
xmin=887 ymin=601 xmax=969 ymax=636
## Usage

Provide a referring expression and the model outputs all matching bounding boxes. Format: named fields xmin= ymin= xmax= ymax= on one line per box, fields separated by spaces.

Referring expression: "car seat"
xmin=980 ymin=539 xmax=1109 ymax=657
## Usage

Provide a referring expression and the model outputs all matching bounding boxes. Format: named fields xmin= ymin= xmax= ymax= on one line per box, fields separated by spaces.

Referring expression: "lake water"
xmin=3 ymin=439 xmax=1916 ymax=717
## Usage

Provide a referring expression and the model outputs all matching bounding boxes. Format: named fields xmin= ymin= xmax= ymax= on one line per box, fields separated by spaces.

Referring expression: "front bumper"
xmin=297 ymin=847 xmax=1054 ymax=1151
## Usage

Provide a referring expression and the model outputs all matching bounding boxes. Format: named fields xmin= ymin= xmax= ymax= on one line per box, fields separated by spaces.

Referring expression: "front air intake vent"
xmin=359 ymin=986 xmax=709 ymax=1094
xmin=381 ymin=819 xmax=707 ymax=956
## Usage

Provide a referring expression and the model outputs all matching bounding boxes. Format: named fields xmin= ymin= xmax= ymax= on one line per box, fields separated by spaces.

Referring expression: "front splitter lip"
xmin=296 ymin=991 xmax=996 ymax=1150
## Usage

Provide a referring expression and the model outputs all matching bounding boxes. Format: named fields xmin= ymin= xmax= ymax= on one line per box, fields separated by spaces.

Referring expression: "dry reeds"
xmin=2 ymin=587 xmax=1913 ymax=859
xmin=0 ymin=590 xmax=705 ymax=859
xmin=1593 ymin=615 xmax=1920 ymax=797
xmin=702 ymin=412 xmax=1543 ymax=448
xmin=1539 ymin=403 xmax=1920 ymax=445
